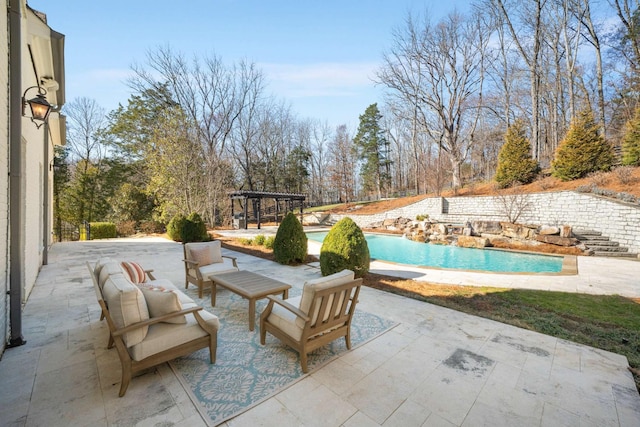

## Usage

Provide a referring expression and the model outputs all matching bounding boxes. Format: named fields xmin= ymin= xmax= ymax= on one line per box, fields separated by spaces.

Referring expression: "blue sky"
xmin=28 ymin=1 xmax=468 ymax=129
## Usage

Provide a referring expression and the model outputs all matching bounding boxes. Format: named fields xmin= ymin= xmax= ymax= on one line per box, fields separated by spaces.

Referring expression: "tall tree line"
xmin=55 ymin=0 xmax=640 ymax=230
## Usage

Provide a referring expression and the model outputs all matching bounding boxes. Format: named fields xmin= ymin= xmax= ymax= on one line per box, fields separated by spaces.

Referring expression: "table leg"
xmin=282 ymin=289 xmax=288 ymax=299
xmin=248 ymin=298 xmax=256 ymax=331
xmin=211 ymin=282 xmax=217 ymax=307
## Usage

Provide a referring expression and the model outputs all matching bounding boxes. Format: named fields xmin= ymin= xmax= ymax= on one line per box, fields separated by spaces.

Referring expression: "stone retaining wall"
xmin=327 ymin=191 xmax=640 ymax=254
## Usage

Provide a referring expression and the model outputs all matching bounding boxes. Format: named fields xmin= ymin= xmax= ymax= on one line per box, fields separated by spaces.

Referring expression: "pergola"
xmin=229 ymin=190 xmax=306 ymax=230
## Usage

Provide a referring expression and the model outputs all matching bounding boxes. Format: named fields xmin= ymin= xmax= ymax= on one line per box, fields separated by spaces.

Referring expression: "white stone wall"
xmin=329 ymin=191 xmax=640 ymax=254
xmin=1 ymin=0 xmax=10 ymax=352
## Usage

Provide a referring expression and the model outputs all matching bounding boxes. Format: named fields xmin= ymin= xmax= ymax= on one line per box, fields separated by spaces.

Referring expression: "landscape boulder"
xmin=535 ymin=235 xmax=578 ymax=247
xmin=501 ymin=222 xmax=535 ymax=239
xmin=457 ymin=235 xmax=490 ymax=249
xmin=538 ymin=225 xmax=560 ymax=235
xmin=471 ymin=221 xmax=502 ymax=235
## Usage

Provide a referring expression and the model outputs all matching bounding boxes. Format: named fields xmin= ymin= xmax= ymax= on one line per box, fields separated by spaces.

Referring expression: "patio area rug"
xmin=169 ymin=286 xmax=396 ymax=426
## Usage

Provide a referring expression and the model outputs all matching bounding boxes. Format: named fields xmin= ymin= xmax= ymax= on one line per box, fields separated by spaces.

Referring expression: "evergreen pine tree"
xmin=353 ymin=103 xmax=391 ymax=199
xmin=495 ymin=120 xmax=540 ymax=188
xmin=621 ymin=106 xmax=640 ymax=166
xmin=551 ymin=109 xmax=614 ymax=181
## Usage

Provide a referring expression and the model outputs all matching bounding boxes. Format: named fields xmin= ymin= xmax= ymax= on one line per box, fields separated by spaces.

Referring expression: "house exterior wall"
xmin=1 ymin=0 xmax=10 ymax=352
xmin=1 ymin=1 xmax=64 ymax=352
xmin=328 ymin=191 xmax=640 ymax=255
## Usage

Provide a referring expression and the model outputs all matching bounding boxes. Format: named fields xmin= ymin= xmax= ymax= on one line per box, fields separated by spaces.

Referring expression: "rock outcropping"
xmin=366 ymin=217 xmax=581 ymax=251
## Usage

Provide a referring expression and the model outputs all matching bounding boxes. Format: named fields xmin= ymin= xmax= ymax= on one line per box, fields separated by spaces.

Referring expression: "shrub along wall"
xmin=327 ymin=191 xmax=640 ymax=254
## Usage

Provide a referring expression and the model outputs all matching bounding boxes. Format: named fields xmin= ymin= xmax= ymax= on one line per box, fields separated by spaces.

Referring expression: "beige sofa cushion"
xmin=102 ymin=274 xmax=150 ymax=347
xmin=138 ymin=283 xmax=186 ymax=324
xmin=93 ymin=257 xmax=114 ymax=278
xmin=98 ymin=260 xmax=127 ymax=290
xmin=128 ymin=305 xmax=220 ymax=361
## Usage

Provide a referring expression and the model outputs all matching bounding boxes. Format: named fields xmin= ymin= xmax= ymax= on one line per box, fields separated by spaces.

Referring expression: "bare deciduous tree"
xmin=378 ymin=10 xmax=491 ymax=191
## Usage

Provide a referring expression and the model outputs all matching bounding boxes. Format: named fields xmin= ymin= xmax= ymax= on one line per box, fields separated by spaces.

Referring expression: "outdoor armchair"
xmin=183 ymin=240 xmax=239 ymax=298
xmin=259 ymin=269 xmax=362 ymax=372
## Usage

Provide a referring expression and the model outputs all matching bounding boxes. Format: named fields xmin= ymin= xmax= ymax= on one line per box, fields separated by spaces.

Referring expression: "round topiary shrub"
xmin=181 ymin=212 xmax=210 ymax=243
xmin=273 ymin=212 xmax=307 ymax=265
xmin=320 ymin=217 xmax=370 ymax=278
xmin=167 ymin=214 xmax=187 ymax=241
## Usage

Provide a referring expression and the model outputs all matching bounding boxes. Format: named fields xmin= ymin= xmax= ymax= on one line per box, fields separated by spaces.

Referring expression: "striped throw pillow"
xmin=121 ymin=261 xmax=147 ymax=284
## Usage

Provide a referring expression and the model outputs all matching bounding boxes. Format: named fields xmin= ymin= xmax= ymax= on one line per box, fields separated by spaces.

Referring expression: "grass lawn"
xmin=217 ymin=234 xmax=640 ymax=392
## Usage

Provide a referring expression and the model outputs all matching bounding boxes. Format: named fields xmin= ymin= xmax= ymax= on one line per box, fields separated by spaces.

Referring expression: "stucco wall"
xmin=1 ymin=0 xmax=10 ymax=352
xmin=329 ymin=191 xmax=640 ymax=254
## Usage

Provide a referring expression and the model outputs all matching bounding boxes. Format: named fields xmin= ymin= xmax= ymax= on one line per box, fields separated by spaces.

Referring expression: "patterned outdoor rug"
xmin=170 ymin=286 xmax=396 ymax=426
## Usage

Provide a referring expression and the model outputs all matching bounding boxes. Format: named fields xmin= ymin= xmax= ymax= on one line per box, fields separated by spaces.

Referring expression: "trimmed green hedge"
xmin=89 ymin=222 xmax=117 ymax=240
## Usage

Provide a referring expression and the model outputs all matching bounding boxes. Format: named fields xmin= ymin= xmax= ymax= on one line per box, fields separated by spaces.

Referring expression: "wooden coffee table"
xmin=208 ymin=271 xmax=291 ymax=331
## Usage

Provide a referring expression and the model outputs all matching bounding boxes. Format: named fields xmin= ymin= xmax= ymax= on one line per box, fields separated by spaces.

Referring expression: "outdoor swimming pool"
xmin=307 ymin=231 xmax=564 ymax=273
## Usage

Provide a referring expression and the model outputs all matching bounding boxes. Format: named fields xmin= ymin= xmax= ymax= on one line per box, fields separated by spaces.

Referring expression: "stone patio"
xmin=0 ymin=235 xmax=639 ymax=426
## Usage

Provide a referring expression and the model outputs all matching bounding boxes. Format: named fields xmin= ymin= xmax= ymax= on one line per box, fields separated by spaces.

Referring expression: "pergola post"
xmin=256 ymin=198 xmax=261 ymax=230
xmin=243 ymin=197 xmax=248 ymax=230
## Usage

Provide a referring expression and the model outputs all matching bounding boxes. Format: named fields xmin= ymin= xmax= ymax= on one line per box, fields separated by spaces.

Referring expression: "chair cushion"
xmin=187 ymin=241 xmax=223 ymax=265
xmin=138 ymin=283 xmax=186 ymax=324
xmin=197 ymin=258 xmax=239 ymax=277
xmin=128 ymin=305 xmax=220 ymax=361
xmin=297 ymin=270 xmax=354 ymax=328
xmin=267 ymin=296 xmax=304 ymax=341
xmin=121 ymin=261 xmax=147 ymax=284
xmin=102 ymin=274 xmax=150 ymax=347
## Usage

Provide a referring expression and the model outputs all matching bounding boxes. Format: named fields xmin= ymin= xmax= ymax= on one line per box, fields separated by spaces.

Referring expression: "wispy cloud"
xmin=260 ymin=62 xmax=379 ymax=99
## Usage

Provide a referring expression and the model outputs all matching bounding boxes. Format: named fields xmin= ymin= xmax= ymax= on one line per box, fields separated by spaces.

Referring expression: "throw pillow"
xmin=138 ymin=284 xmax=186 ymax=324
xmin=121 ymin=261 xmax=147 ymax=284
xmin=189 ymin=245 xmax=214 ymax=266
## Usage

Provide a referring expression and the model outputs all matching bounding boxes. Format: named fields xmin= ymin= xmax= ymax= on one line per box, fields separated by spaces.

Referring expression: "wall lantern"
xmin=22 ymin=85 xmax=52 ymax=129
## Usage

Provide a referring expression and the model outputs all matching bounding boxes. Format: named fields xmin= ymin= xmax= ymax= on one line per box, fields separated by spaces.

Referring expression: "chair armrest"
xmin=222 ymin=255 xmax=238 ymax=268
xmin=265 ymin=295 xmax=310 ymax=322
xmin=145 ymin=269 xmax=156 ymax=281
xmin=111 ymin=306 xmax=205 ymax=337
xmin=183 ymin=259 xmax=199 ymax=267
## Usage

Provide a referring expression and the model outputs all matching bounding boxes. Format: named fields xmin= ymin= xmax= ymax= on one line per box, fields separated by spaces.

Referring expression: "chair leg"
xmin=300 ymin=352 xmax=309 ymax=373
xmin=107 ymin=334 xmax=114 ymax=349
xmin=118 ymin=361 xmax=132 ymax=397
xmin=345 ymin=330 xmax=352 ymax=350
xmin=209 ymin=331 xmax=217 ymax=364
xmin=260 ymin=325 xmax=267 ymax=345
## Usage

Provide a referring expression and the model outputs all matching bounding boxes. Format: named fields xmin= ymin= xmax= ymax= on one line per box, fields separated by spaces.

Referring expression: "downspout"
xmin=8 ymin=0 xmax=26 ymax=346
xmin=42 ymin=122 xmax=49 ymax=265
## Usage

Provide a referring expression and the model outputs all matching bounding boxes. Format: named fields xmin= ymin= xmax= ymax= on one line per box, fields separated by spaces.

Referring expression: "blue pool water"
xmin=307 ymin=232 xmax=563 ymax=273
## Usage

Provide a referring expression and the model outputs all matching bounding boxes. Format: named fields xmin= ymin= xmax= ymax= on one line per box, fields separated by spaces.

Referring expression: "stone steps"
xmin=592 ymin=251 xmax=638 ymax=258
xmin=574 ymin=229 xmax=638 ymax=258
